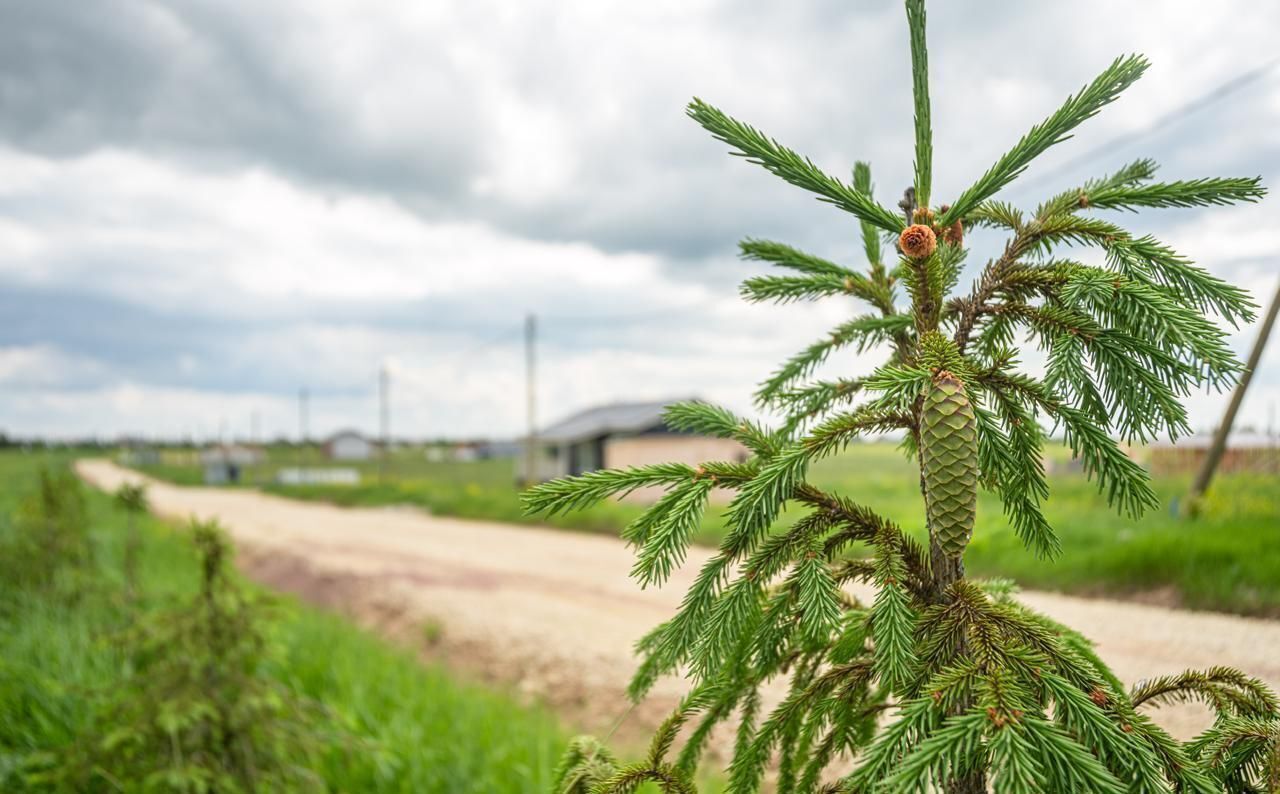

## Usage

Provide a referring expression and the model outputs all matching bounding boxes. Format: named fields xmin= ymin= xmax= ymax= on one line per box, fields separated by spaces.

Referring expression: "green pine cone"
xmin=921 ymin=370 xmax=978 ymax=559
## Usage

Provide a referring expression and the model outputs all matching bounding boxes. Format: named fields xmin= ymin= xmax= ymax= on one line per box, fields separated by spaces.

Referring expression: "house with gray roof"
xmin=519 ymin=399 xmax=750 ymax=497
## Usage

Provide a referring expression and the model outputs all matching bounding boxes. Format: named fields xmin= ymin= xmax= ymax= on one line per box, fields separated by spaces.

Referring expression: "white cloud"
xmin=0 ymin=345 xmax=109 ymax=388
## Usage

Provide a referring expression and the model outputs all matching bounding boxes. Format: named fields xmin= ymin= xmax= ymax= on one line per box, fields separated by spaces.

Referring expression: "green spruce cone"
xmin=921 ymin=370 xmax=978 ymax=558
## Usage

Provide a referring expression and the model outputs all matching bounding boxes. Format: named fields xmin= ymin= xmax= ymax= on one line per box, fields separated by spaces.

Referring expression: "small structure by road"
xmin=199 ymin=443 xmax=266 ymax=484
xmin=275 ymin=467 xmax=360 ymax=486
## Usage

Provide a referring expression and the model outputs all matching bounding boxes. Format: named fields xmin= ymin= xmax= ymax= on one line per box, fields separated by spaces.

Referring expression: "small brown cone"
xmin=899 ymin=224 xmax=937 ymax=259
xmin=937 ymin=204 xmax=963 ymax=246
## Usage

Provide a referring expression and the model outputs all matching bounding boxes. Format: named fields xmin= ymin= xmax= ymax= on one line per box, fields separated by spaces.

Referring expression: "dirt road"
xmin=77 ymin=458 xmax=1280 ymax=743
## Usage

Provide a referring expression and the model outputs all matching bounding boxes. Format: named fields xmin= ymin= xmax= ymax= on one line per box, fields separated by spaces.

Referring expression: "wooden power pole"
xmin=1188 ymin=280 xmax=1280 ymax=507
xmin=525 ymin=314 xmax=538 ymax=486
xmin=298 ymin=387 xmax=309 ymax=470
xmin=379 ymin=365 xmax=390 ymax=482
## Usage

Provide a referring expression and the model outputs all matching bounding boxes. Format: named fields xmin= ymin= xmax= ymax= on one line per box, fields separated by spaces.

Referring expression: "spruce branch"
xmin=852 ymin=162 xmax=884 ymax=270
xmin=940 ymin=55 xmax=1149 ymax=226
xmin=631 ymin=478 xmax=715 ymax=588
xmin=965 ymin=201 xmax=1026 ymax=232
xmin=1107 ymin=235 xmax=1257 ymax=326
xmin=744 ymin=510 xmax=840 ymax=584
xmin=870 ymin=542 xmax=919 ymax=693
xmin=774 ymin=379 xmax=867 ymax=435
xmin=523 ymin=463 xmax=703 ymax=516
xmin=757 ymin=315 xmax=913 ymax=406
xmin=792 ymin=538 xmax=844 ymax=644
xmin=687 ymin=99 xmax=906 ymax=233
xmin=555 ymin=737 xmax=619 ymax=794
xmin=663 ymin=401 xmax=781 ymax=458
xmin=1035 ymin=157 xmax=1159 ymax=218
xmin=973 ymin=395 xmax=1059 ymax=559
xmin=741 ymin=273 xmax=881 ymax=306
xmin=1131 ymin=667 xmax=1279 ymax=718
xmin=905 ymin=0 xmax=932 ymax=209
xmin=1080 ymin=175 xmax=1264 ymax=212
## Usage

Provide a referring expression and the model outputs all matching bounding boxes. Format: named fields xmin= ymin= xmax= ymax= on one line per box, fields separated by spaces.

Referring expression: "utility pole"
xmin=524 ymin=313 xmax=538 ymax=486
xmin=1188 ymin=280 xmax=1280 ymax=508
xmin=379 ymin=365 xmax=390 ymax=483
xmin=298 ymin=387 xmax=309 ymax=470
xmin=250 ymin=410 xmax=260 ymax=444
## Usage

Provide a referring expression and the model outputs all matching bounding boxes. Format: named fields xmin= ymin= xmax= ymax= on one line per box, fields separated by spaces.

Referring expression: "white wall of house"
xmin=604 ymin=435 xmax=749 ymax=469
xmin=604 ymin=435 xmax=750 ymax=502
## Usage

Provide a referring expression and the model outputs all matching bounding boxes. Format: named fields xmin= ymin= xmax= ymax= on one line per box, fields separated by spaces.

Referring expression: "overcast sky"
xmin=1 ymin=0 xmax=1278 ymax=441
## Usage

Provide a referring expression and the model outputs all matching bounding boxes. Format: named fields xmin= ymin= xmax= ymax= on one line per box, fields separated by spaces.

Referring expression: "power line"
xmin=1016 ymin=56 xmax=1280 ymax=194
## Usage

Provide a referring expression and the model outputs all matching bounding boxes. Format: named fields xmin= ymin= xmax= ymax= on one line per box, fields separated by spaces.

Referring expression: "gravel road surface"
xmin=77 ymin=458 xmax=1280 ymax=744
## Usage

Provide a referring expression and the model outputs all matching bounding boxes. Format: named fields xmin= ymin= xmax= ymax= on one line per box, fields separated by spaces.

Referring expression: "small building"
xmin=198 ymin=443 xmax=266 ymax=485
xmin=431 ymin=439 xmax=522 ymax=463
xmin=519 ymin=399 xmax=749 ymax=500
xmin=476 ymin=439 xmax=521 ymax=460
xmin=452 ymin=442 xmax=481 ymax=463
xmin=119 ymin=446 xmax=161 ymax=467
xmin=198 ymin=444 xmax=266 ymax=467
xmin=324 ymin=430 xmax=376 ymax=461
xmin=275 ymin=467 xmax=361 ymax=486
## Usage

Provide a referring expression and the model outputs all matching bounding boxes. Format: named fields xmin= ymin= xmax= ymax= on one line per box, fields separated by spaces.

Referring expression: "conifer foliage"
xmin=113 ymin=482 xmax=149 ymax=606
xmin=527 ymin=1 xmax=1278 ymax=790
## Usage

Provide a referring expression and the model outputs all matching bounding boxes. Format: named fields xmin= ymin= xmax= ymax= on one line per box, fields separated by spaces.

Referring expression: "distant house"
xmin=119 ymin=446 xmax=161 ymax=467
xmin=519 ymin=399 xmax=749 ymax=499
xmin=1148 ymin=431 xmax=1278 ymax=476
xmin=198 ymin=444 xmax=265 ymax=467
xmin=476 ymin=439 xmax=521 ymax=459
xmin=324 ymin=430 xmax=375 ymax=461
xmin=450 ymin=439 xmax=521 ymax=462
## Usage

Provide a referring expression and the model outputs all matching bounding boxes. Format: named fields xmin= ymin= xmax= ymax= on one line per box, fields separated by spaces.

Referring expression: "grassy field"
xmin=0 ymin=450 xmax=566 ymax=792
xmin=138 ymin=441 xmax=1280 ymax=616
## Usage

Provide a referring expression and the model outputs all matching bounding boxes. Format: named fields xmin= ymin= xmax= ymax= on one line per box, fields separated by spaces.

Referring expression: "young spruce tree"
xmin=42 ymin=521 xmax=327 ymax=792
xmin=113 ymin=482 xmax=149 ymax=607
xmin=526 ymin=2 xmax=1280 ymax=791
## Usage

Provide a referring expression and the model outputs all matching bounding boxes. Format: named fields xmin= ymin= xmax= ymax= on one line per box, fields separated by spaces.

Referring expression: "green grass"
xmin=802 ymin=445 xmax=1280 ymax=616
xmin=138 ymin=441 xmax=1280 ymax=616
xmin=0 ymin=450 xmax=565 ymax=792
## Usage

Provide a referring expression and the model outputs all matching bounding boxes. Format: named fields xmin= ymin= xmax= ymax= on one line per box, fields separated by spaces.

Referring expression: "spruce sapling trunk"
xmin=526 ymin=0 xmax=1280 ymax=790
xmin=124 ymin=510 xmax=137 ymax=603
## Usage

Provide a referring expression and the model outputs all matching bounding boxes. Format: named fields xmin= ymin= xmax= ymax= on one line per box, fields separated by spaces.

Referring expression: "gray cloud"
xmin=0 ymin=1 xmax=480 ymax=205
xmin=1 ymin=0 xmax=1278 ymax=438
xmin=4 ymin=0 xmax=1278 ymax=264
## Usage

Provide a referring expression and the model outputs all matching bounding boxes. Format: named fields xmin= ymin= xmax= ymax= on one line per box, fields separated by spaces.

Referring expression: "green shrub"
xmin=0 ymin=452 xmax=566 ymax=793
xmin=0 ymin=466 xmax=93 ymax=600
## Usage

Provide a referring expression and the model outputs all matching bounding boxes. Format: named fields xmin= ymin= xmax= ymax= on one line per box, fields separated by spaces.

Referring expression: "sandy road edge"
xmin=74 ymin=459 xmax=684 ymax=750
